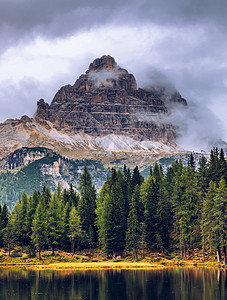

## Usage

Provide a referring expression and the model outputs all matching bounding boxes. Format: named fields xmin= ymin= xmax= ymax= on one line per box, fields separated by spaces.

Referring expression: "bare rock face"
xmin=35 ymin=55 xmax=186 ymax=144
xmin=0 ymin=147 xmax=53 ymax=170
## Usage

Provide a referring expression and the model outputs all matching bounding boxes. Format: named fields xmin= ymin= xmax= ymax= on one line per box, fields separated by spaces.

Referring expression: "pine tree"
xmin=219 ymin=149 xmax=227 ymax=183
xmin=31 ymin=200 xmax=46 ymax=258
xmin=212 ymin=179 xmax=227 ymax=263
xmin=105 ymin=169 xmax=126 ymax=254
xmin=46 ymin=193 xmax=62 ymax=255
xmin=96 ymin=169 xmax=126 ymax=254
xmin=96 ymin=182 xmax=109 ymax=249
xmin=0 ymin=203 xmax=8 ymax=230
xmin=68 ymin=206 xmax=83 ymax=253
xmin=61 ymin=202 xmax=71 ymax=251
xmin=42 ymin=185 xmax=51 ymax=206
xmin=78 ymin=166 xmax=97 ymax=246
xmin=140 ymin=175 xmax=159 ymax=248
xmin=13 ymin=191 xmax=30 ymax=247
xmin=131 ymin=166 xmax=143 ymax=192
xmin=197 ymin=155 xmax=208 ymax=194
xmin=26 ymin=190 xmax=40 ymax=236
xmin=172 ymin=166 xmax=200 ymax=257
xmin=132 ymin=184 xmax=144 ymax=224
xmin=201 ymin=181 xmax=217 ymax=259
xmin=207 ymin=148 xmax=219 ymax=183
xmin=3 ymin=214 xmax=15 ymax=256
xmin=188 ymin=153 xmax=195 ymax=171
xmin=126 ymin=196 xmax=140 ymax=261
xmin=69 ymin=184 xmax=79 ymax=208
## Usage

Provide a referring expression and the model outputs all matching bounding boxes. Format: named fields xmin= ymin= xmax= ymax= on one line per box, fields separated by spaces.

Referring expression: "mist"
xmin=0 ymin=0 xmax=226 ymax=152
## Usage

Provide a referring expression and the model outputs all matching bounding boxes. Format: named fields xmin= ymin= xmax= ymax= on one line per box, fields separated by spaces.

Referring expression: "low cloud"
xmin=88 ymin=70 xmax=119 ymax=89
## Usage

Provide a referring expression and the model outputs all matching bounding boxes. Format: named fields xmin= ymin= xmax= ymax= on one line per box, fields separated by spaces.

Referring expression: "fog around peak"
xmin=0 ymin=0 xmax=226 ymax=151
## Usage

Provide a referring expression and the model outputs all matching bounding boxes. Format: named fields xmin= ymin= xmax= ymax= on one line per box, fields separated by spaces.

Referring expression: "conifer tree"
xmin=69 ymin=184 xmax=79 ymax=208
xmin=68 ymin=206 xmax=83 ymax=253
xmin=126 ymin=196 xmax=140 ymax=261
xmin=31 ymin=200 xmax=46 ymax=258
xmin=26 ymin=190 xmax=40 ymax=236
xmin=140 ymin=175 xmax=159 ymax=248
xmin=212 ymin=179 xmax=227 ymax=263
xmin=61 ymin=202 xmax=71 ymax=251
xmin=13 ymin=191 xmax=30 ymax=247
xmin=219 ymin=149 xmax=227 ymax=183
xmin=104 ymin=169 xmax=126 ymax=254
xmin=96 ymin=182 xmax=109 ymax=249
xmin=188 ymin=153 xmax=195 ymax=171
xmin=132 ymin=184 xmax=144 ymax=224
xmin=197 ymin=155 xmax=208 ymax=193
xmin=46 ymin=193 xmax=62 ymax=255
xmin=0 ymin=203 xmax=8 ymax=247
xmin=0 ymin=203 xmax=8 ymax=230
xmin=207 ymin=148 xmax=219 ymax=183
xmin=131 ymin=166 xmax=143 ymax=192
xmin=42 ymin=185 xmax=51 ymax=206
xmin=201 ymin=180 xmax=217 ymax=258
xmin=78 ymin=166 xmax=97 ymax=246
xmin=153 ymin=163 xmax=171 ymax=251
xmin=3 ymin=214 xmax=15 ymax=256
xmin=172 ymin=166 xmax=200 ymax=257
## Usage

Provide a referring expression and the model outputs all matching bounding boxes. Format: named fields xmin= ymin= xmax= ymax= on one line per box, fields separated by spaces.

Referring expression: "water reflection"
xmin=0 ymin=268 xmax=226 ymax=300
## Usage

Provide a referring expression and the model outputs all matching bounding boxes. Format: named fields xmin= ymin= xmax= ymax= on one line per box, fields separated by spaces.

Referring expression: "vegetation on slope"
xmin=0 ymin=147 xmax=226 ymax=265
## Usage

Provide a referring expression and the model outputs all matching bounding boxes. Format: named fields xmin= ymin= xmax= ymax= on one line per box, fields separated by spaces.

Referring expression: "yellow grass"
xmin=28 ymin=261 xmax=165 ymax=271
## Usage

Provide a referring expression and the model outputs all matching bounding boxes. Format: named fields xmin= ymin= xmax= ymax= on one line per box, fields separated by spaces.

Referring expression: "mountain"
xmin=0 ymin=55 xmax=187 ymax=160
xmin=0 ymin=55 xmax=189 ymax=206
xmin=0 ymin=147 xmax=108 ymax=210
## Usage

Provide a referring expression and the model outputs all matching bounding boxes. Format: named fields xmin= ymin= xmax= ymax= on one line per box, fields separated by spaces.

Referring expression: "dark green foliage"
xmin=140 ymin=176 xmax=159 ymax=248
xmin=0 ymin=154 xmax=108 ymax=210
xmin=131 ymin=166 xmax=144 ymax=192
xmin=197 ymin=155 xmax=208 ymax=194
xmin=31 ymin=199 xmax=46 ymax=258
xmin=96 ymin=168 xmax=127 ymax=254
xmin=104 ymin=169 xmax=126 ymax=253
xmin=68 ymin=206 xmax=83 ymax=253
xmin=78 ymin=166 xmax=97 ymax=246
xmin=61 ymin=202 xmax=71 ymax=251
xmin=126 ymin=196 xmax=140 ymax=261
xmin=0 ymin=147 xmax=226 ymax=262
xmin=46 ymin=193 xmax=62 ymax=255
xmin=219 ymin=149 xmax=227 ymax=183
xmin=172 ymin=167 xmax=200 ymax=257
xmin=188 ymin=153 xmax=195 ymax=171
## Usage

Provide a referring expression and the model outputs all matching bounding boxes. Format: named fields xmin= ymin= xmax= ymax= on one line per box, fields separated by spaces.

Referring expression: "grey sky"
xmin=0 ymin=0 xmax=226 ymax=151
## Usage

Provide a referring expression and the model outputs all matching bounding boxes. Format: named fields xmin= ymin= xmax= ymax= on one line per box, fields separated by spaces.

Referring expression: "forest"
xmin=0 ymin=147 xmax=226 ymax=263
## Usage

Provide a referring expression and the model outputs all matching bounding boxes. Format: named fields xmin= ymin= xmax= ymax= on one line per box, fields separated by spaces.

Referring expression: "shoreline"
xmin=0 ymin=249 xmax=223 ymax=270
xmin=0 ymin=260 xmax=222 ymax=271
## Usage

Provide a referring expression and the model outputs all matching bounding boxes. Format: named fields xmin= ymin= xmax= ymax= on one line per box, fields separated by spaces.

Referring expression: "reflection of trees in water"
xmin=0 ymin=268 xmax=226 ymax=300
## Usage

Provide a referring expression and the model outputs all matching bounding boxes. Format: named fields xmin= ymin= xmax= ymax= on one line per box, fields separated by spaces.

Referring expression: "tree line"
xmin=0 ymin=147 xmax=226 ymax=262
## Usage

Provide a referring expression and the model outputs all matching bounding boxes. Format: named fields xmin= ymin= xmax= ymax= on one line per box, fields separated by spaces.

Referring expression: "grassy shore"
xmin=0 ymin=249 xmax=223 ymax=270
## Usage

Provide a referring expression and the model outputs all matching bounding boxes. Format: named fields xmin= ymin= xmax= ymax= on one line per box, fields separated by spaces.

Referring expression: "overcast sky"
xmin=0 ymin=0 xmax=226 ymax=151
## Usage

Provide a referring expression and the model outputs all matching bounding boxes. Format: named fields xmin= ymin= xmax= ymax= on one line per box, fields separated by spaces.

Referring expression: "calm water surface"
xmin=0 ymin=268 xmax=226 ymax=300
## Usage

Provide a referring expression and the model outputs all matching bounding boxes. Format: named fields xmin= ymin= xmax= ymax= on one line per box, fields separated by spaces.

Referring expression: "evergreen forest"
xmin=0 ymin=148 xmax=226 ymax=263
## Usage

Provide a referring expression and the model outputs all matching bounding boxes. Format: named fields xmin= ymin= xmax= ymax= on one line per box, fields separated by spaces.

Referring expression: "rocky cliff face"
xmin=0 ymin=55 xmax=187 ymax=161
xmin=0 ymin=147 xmax=54 ymax=170
xmin=35 ymin=55 xmax=186 ymax=144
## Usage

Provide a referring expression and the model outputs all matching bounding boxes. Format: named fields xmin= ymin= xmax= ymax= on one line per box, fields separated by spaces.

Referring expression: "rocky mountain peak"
xmin=73 ymin=55 xmax=137 ymax=93
xmin=87 ymin=55 xmax=117 ymax=72
xmin=33 ymin=55 xmax=188 ymax=145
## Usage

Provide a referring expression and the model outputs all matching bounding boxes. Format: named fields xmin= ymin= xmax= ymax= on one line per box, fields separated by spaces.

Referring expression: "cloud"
xmin=88 ymin=71 xmax=119 ymax=89
xmin=0 ymin=0 xmax=226 ymax=150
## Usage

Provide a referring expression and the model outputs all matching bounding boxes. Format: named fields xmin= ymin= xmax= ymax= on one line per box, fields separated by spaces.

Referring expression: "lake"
xmin=0 ymin=268 xmax=226 ymax=299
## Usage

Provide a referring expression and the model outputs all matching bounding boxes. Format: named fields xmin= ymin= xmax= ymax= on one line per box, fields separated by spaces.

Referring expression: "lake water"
xmin=0 ymin=268 xmax=226 ymax=300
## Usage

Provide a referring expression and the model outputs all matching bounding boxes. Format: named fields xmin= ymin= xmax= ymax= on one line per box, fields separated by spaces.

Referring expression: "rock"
xmin=35 ymin=55 xmax=187 ymax=144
